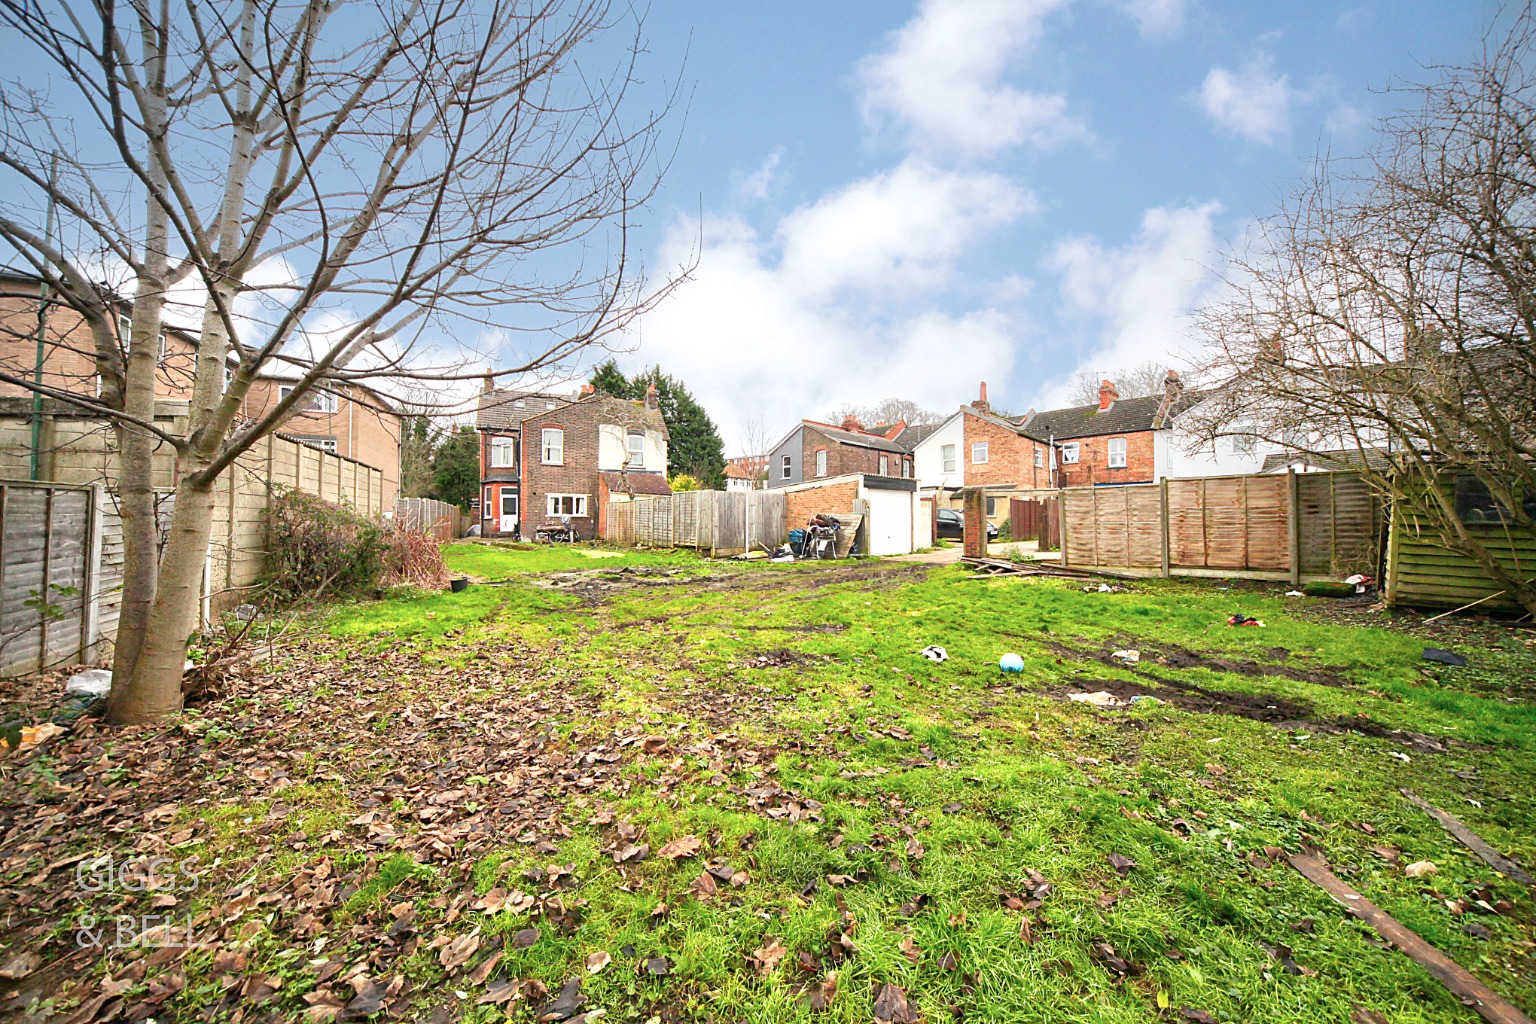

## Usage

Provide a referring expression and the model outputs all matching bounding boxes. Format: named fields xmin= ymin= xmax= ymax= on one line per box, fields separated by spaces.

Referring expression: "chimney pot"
xmin=580 ymin=383 xmax=596 ymax=396
xmin=1098 ymin=379 xmax=1119 ymax=412
xmin=840 ymin=414 xmax=863 ymax=432
xmin=973 ymin=381 xmax=991 ymax=413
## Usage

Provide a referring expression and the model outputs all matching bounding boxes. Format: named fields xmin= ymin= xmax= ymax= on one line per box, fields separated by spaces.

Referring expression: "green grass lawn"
xmin=3 ymin=550 xmax=1533 ymax=1024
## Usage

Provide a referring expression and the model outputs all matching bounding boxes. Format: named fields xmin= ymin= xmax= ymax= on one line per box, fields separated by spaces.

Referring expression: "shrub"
xmin=265 ymin=490 xmax=387 ymax=604
xmin=381 ymin=529 xmax=450 ymax=590
xmin=669 ymin=473 xmax=701 ymax=492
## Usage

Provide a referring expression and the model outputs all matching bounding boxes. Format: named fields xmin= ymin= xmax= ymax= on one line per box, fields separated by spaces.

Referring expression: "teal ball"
xmin=999 ymin=653 xmax=1025 ymax=673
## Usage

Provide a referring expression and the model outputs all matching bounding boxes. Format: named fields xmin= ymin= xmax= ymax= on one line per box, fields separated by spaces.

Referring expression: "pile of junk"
xmin=767 ymin=514 xmax=845 ymax=562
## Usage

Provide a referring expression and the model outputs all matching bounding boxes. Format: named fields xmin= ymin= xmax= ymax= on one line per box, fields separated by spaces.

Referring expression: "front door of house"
xmin=499 ymin=490 xmax=519 ymax=535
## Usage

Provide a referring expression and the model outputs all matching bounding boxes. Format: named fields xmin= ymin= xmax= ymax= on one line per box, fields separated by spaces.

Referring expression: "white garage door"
xmin=863 ymin=488 xmax=914 ymax=556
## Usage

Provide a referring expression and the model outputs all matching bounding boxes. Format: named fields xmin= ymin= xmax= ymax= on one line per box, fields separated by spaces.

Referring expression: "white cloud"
xmin=1121 ymin=0 xmax=1187 ymax=38
xmin=734 ymin=149 xmax=784 ymax=203
xmin=629 ymin=163 xmax=1030 ymax=451
xmin=1037 ymin=202 xmax=1221 ymax=405
xmin=1198 ymin=54 xmax=1293 ymax=145
xmin=857 ymin=0 xmax=1084 ymax=157
xmin=776 ymin=159 xmax=1034 ymax=301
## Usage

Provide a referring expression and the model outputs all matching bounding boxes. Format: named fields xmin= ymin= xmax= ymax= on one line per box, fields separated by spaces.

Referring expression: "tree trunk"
xmin=109 ymin=363 xmax=161 ymax=690
xmin=108 ymin=473 xmax=215 ymax=724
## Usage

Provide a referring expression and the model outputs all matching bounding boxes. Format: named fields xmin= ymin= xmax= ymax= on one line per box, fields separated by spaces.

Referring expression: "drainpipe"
xmin=28 ymin=154 xmax=60 ymax=482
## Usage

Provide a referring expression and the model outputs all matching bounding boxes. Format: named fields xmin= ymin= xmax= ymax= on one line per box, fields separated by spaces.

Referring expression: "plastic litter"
xmin=920 ymin=645 xmax=949 ymax=663
xmin=1284 ymin=590 xmax=1305 ymax=597
xmin=1097 ymin=583 xmax=1112 ymax=592
xmin=1422 ymin=647 xmax=1466 ymax=667
xmin=1226 ymin=614 xmax=1265 ymax=627
xmin=1111 ymin=649 xmax=1140 ymax=664
xmin=65 ymin=669 xmax=112 ymax=698
xmin=1068 ymin=691 xmax=1126 ymax=708
xmin=1128 ymin=694 xmax=1163 ymax=706
xmin=1345 ymin=573 xmax=1375 ymax=594
xmin=998 ymin=653 xmax=1025 ymax=673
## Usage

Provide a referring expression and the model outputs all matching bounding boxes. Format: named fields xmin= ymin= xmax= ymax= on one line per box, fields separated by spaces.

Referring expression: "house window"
xmin=902 ymin=458 xmax=912 ymax=479
xmin=223 ymin=367 xmax=233 ymax=394
xmin=482 ymin=486 xmax=493 ymax=512
xmin=1233 ymin=432 xmax=1257 ymax=454
xmin=986 ymin=496 xmax=997 ymax=516
xmin=157 ymin=333 xmax=167 ymax=363
xmin=879 ymin=454 xmax=889 ymax=475
xmin=547 ymin=493 xmax=588 ymax=517
xmin=942 ymin=444 xmax=956 ymax=474
xmin=298 ymin=436 xmax=337 ymax=453
xmin=627 ymin=430 xmax=645 ymax=468
xmin=972 ymin=441 xmax=989 ymax=464
xmin=1061 ymin=442 xmax=1080 ymax=464
xmin=542 ymin=428 xmax=564 ymax=464
xmin=1034 ymin=449 xmax=1044 ymax=468
xmin=490 ymin=436 xmax=515 ymax=468
xmin=545 ymin=400 xmax=556 ymax=410
xmin=500 ymin=491 xmax=519 ymax=517
xmin=781 ymin=454 xmax=792 ymax=480
xmin=514 ymin=398 xmax=526 ymax=408
xmin=118 ymin=314 xmax=131 ymax=343
xmin=279 ymin=385 xmax=338 ymax=413
xmin=1107 ymin=438 xmax=1127 ymax=468
xmin=815 ymin=449 xmax=828 ymax=476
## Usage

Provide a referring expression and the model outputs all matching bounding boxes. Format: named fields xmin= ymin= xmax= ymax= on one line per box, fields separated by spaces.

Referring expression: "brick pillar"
xmin=962 ymin=488 xmax=988 ymax=558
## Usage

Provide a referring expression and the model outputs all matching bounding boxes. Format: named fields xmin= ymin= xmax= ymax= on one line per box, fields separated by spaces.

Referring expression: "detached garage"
xmin=783 ymin=474 xmax=930 ymax=556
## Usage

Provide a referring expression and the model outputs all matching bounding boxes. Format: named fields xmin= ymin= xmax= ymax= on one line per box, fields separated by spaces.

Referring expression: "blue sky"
xmin=593 ymin=0 xmax=1496 ymax=450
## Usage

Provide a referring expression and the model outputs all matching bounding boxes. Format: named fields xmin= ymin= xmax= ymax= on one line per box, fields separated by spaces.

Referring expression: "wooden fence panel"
xmin=602 ymin=490 xmax=787 ymax=553
xmin=1 ymin=482 xmax=93 ymax=677
xmin=394 ymin=497 xmax=464 ymax=541
xmin=1063 ymin=472 xmax=1376 ymax=582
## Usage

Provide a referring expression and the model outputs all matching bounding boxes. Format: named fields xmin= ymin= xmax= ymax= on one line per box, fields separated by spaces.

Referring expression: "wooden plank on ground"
xmin=1400 ymin=789 xmax=1533 ymax=885
xmin=1287 ymin=852 xmax=1534 ymax=1024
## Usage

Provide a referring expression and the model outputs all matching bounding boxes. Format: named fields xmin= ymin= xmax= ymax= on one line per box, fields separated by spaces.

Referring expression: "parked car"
xmin=935 ymin=507 xmax=999 ymax=541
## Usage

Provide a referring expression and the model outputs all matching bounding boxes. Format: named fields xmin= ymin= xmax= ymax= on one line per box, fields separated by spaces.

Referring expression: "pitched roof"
xmin=894 ymin=421 xmax=943 ymax=450
xmin=802 ymin=419 xmax=909 ymax=453
xmin=725 ymin=456 xmax=768 ymax=480
xmin=523 ymin=392 xmax=669 ymax=438
xmin=600 ymin=470 xmax=672 ymax=496
xmin=1260 ymin=448 xmax=1394 ymax=474
xmin=1020 ymin=392 xmax=1198 ymax=441
xmin=476 ymin=389 xmax=574 ymax=431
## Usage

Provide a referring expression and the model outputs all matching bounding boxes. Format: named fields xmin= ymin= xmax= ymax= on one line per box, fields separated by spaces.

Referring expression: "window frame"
xmin=1107 ymin=437 xmax=1128 ymax=469
xmin=815 ymin=449 xmax=828 ymax=477
xmin=781 ymin=454 xmax=792 ymax=480
xmin=902 ymin=458 xmax=912 ymax=479
xmin=278 ymin=385 xmax=338 ymax=414
xmin=546 ymin=493 xmax=588 ymax=517
xmin=489 ymin=435 xmax=516 ymax=468
xmin=1061 ymin=442 xmax=1080 ymax=465
xmin=541 ymin=427 xmax=564 ymax=465
xmin=626 ymin=430 xmax=646 ymax=468
xmin=879 ymin=454 xmax=889 ymax=476
xmin=1034 ymin=449 xmax=1044 ymax=468
xmin=500 ymin=490 xmax=519 ymax=517
xmin=972 ymin=441 xmax=989 ymax=464
xmin=941 ymin=444 xmax=956 ymax=474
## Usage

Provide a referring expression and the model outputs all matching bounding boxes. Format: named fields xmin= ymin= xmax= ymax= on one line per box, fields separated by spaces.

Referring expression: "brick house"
xmin=474 ymin=383 xmax=576 ymax=537
xmin=724 ymin=455 xmax=768 ymax=492
xmin=1 ymin=270 xmax=403 ymax=500
xmin=764 ymin=416 xmax=913 ymax=488
xmin=1019 ymin=376 xmax=1192 ymax=488
xmin=912 ymin=383 xmax=1055 ymax=520
xmin=235 ymin=377 xmax=403 ymax=505
xmin=514 ymin=387 xmax=670 ymax=541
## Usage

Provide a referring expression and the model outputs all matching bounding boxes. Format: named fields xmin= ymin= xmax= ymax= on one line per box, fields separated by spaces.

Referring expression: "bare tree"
xmin=0 ymin=0 xmax=681 ymax=721
xmin=823 ymin=397 xmax=941 ymax=428
xmin=1186 ymin=7 xmax=1536 ymax=615
xmin=1065 ymin=361 xmax=1171 ymax=407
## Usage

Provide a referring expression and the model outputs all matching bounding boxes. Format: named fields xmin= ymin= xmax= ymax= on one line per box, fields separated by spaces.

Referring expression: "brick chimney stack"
xmin=1098 ymin=379 xmax=1119 ymax=411
xmin=482 ymin=369 xmax=494 ymax=395
xmin=644 ymin=383 xmax=659 ymax=410
xmin=973 ymin=381 xmax=990 ymax=413
xmin=840 ymin=414 xmax=864 ymax=432
xmin=579 ymin=383 xmax=596 ymax=397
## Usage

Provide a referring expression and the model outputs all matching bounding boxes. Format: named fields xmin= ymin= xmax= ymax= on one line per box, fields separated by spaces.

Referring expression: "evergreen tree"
xmin=590 ymin=358 xmax=635 ymax=399
xmin=589 ymin=361 xmax=727 ymax=488
xmin=430 ymin=427 xmax=481 ymax=509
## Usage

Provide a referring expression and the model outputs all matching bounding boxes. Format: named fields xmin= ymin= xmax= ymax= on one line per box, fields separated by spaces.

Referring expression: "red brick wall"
xmin=963 ymin=413 xmax=1048 ymax=488
xmin=521 ymin=404 xmax=603 ymax=540
xmin=786 ymin=479 xmax=859 ymax=531
xmin=1056 ymin=430 xmax=1155 ymax=487
xmin=240 ymin=379 xmax=402 ymax=505
xmin=802 ymin=426 xmax=885 ymax=481
xmin=962 ymin=489 xmax=988 ymax=557
xmin=1 ymin=294 xmax=200 ymax=401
